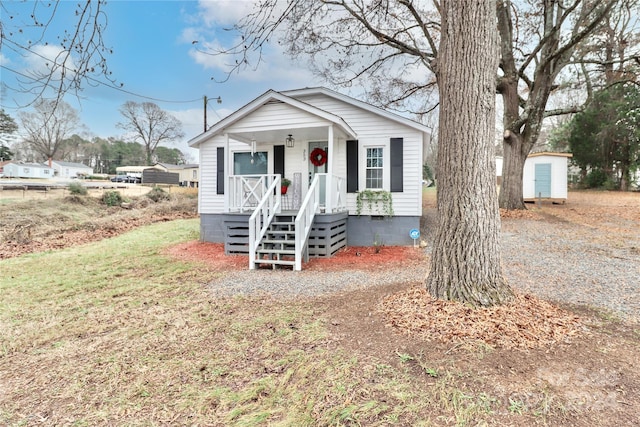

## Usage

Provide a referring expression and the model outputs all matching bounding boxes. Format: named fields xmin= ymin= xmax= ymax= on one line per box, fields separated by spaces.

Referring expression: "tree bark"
xmin=499 ymin=134 xmax=527 ymax=210
xmin=426 ymin=0 xmax=513 ymax=306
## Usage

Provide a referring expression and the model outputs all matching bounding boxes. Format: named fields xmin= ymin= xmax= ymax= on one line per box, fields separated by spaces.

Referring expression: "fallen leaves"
xmin=380 ymin=287 xmax=584 ymax=350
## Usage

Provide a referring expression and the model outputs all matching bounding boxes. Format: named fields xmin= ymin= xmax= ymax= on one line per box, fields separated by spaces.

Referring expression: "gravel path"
xmin=208 ymin=209 xmax=640 ymax=323
xmin=501 ymin=218 xmax=640 ymax=323
xmin=208 ymin=265 xmax=428 ymax=299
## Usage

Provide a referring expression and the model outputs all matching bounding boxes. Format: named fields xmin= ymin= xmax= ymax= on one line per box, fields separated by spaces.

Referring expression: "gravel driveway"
xmin=500 ymin=216 xmax=640 ymax=323
xmin=210 ymin=200 xmax=640 ymax=324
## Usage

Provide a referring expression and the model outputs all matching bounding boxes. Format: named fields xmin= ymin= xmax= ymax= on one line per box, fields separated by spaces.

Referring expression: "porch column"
xmin=326 ymin=124 xmax=334 ymax=213
xmin=224 ymin=133 xmax=230 ymax=212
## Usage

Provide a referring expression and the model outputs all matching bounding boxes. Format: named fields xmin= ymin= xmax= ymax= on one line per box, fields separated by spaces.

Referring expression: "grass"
xmin=0 ymin=218 xmax=587 ymax=426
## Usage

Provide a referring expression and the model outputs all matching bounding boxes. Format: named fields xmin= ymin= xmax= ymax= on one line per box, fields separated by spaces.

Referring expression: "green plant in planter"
xmin=355 ymin=189 xmax=394 ymax=217
xmin=281 ymin=178 xmax=292 ymax=194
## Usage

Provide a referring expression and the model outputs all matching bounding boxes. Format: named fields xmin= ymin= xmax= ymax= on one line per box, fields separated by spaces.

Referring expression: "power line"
xmin=0 ymin=64 xmax=204 ymax=105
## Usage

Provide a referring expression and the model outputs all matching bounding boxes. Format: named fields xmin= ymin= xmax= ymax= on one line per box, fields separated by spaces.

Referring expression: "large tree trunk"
xmin=499 ymin=131 xmax=528 ymax=210
xmin=426 ymin=0 xmax=513 ymax=306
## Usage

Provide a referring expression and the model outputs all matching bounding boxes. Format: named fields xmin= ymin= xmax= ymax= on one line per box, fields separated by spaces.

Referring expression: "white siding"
xmin=197 ymin=92 xmax=426 ymax=217
xmin=226 ymin=102 xmax=331 ymax=134
xmin=523 ymin=155 xmax=569 ymax=199
xmin=294 ymin=94 xmax=423 ymax=216
xmin=198 ymin=139 xmax=225 ymax=214
xmin=2 ymin=163 xmax=54 ymax=179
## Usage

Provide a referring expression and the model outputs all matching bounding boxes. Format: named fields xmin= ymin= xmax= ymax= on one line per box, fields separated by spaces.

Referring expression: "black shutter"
xmin=390 ymin=137 xmax=403 ymax=192
xmin=216 ymin=147 xmax=224 ymax=194
xmin=346 ymin=140 xmax=358 ymax=193
xmin=274 ymin=145 xmax=285 ymax=178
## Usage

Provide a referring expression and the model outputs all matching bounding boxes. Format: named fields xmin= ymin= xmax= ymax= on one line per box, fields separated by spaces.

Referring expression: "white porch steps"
xmin=255 ymin=214 xmax=301 ymax=269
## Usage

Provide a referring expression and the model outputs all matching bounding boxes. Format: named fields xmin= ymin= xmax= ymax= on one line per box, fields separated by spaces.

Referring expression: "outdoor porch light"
xmin=285 ymin=134 xmax=295 ymax=148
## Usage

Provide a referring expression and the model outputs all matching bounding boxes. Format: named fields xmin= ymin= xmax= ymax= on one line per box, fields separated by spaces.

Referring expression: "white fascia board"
xmin=189 ymin=89 xmax=357 ymax=148
xmin=282 ymin=87 xmax=431 ymax=134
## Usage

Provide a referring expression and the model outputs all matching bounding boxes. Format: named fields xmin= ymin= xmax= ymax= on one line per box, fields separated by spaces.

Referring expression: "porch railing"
xmin=294 ymin=174 xmax=321 ymax=271
xmin=317 ymin=174 xmax=347 ymax=213
xmin=237 ymin=173 xmax=346 ymax=271
xmin=228 ymin=174 xmax=279 ymax=213
xmin=248 ymin=176 xmax=282 ymax=269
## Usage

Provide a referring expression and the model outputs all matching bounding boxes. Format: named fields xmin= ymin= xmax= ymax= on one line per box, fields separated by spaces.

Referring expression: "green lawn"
xmin=0 ymin=219 xmax=583 ymax=426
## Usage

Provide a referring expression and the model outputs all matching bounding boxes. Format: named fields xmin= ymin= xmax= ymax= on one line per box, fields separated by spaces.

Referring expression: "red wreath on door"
xmin=310 ymin=147 xmax=327 ymax=167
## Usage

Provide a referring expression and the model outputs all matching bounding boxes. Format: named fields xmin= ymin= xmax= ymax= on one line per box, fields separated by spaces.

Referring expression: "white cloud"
xmin=0 ymin=52 xmax=10 ymax=66
xmin=183 ymin=0 xmax=318 ymax=87
xmin=167 ymin=106 xmax=235 ymax=162
xmin=23 ymin=44 xmax=77 ymax=79
xmin=197 ymin=0 xmax=258 ymax=27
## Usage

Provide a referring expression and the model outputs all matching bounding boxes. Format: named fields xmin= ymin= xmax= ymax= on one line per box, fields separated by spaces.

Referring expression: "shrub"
xmin=146 ymin=186 xmax=171 ymax=203
xmin=102 ymin=190 xmax=124 ymax=207
xmin=67 ymin=182 xmax=88 ymax=195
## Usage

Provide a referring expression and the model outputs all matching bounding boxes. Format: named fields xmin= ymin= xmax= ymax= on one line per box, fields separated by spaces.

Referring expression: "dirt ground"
xmin=2 ymin=189 xmax=640 ymax=425
xmin=167 ymin=190 xmax=640 ymax=426
xmin=0 ymin=185 xmax=198 ymax=259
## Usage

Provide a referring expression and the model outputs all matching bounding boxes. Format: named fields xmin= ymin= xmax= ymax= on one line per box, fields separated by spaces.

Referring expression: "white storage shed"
xmin=523 ymin=152 xmax=572 ymax=203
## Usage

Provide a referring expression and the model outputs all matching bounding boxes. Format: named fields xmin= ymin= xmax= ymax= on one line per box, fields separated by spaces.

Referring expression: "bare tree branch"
xmin=117 ymin=102 xmax=185 ymax=165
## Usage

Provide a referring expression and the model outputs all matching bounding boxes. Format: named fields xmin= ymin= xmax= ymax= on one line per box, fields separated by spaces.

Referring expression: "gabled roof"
xmin=194 ymin=88 xmax=427 ymax=148
xmin=50 ymin=160 xmax=92 ymax=168
xmin=528 ymin=151 xmax=573 ymax=158
xmin=5 ymin=162 xmax=53 ymax=169
xmin=282 ymin=87 xmax=431 ymax=134
xmin=189 ymin=89 xmax=358 ymax=147
xmin=154 ymin=162 xmax=199 ymax=170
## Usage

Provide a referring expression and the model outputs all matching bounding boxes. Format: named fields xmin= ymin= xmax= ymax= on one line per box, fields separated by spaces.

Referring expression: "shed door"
xmin=534 ymin=163 xmax=552 ymax=198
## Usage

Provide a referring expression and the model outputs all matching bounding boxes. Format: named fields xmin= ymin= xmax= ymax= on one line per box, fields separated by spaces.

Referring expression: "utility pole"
xmin=204 ymin=95 xmax=222 ymax=132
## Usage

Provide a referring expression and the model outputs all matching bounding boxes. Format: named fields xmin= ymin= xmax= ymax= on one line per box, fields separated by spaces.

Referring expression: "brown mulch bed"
xmin=380 ymin=287 xmax=584 ymax=350
xmin=166 ymin=241 xmax=424 ymax=272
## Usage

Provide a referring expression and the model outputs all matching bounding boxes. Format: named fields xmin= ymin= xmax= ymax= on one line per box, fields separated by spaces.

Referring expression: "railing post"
xmin=326 ymin=174 xmax=333 ymax=213
xmin=249 ymin=216 xmax=256 ymax=269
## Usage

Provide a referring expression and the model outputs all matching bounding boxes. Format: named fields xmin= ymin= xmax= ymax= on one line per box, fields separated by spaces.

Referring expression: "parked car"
xmin=111 ymin=175 xmax=140 ymax=183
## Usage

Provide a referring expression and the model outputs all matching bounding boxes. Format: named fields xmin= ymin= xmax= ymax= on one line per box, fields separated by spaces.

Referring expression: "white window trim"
xmin=230 ymin=146 xmax=274 ymax=175
xmin=361 ymin=143 xmax=390 ymax=191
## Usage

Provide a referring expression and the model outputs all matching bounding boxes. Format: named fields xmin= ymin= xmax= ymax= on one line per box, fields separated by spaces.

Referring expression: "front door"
xmin=534 ymin=163 xmax=552 ymax=198
xmin=308 ymin=141 xmax=328 ymax=203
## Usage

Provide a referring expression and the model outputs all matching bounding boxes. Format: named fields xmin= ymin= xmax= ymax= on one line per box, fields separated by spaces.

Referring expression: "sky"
xmin=0 ymin=0 xmax=323 ymax=162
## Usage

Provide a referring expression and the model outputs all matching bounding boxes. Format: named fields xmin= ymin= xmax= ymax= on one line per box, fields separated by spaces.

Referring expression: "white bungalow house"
xmin=50 ymin=160 xmax=93 ymax=178
xmin=189 ymin=87 xmax=430 ymax=270
xmin=1 ymin=162 xmax=54 ymax=179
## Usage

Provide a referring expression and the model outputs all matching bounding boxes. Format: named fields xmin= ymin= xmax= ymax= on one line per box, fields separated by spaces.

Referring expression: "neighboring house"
xmin=1 ymin=162 xmax=54 ymax=179
xmin=189 ymin=87 xmax=430 ymax=270
xmin=50 ymin=160 xmax=93 ymax=178
xmin=153 ymin=163 xmax=200 ymax=187
xmin=0 ymin=161 xmax=9 ymax=177
xmin=523 ymin=152 xmax=573 ymax=202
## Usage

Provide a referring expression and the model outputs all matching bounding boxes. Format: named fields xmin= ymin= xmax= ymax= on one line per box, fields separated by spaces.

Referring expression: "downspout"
xmin=224 ymin=133 xmax=229 ymax=212
xmin=326 ymin=124 xmax=334 ymax=213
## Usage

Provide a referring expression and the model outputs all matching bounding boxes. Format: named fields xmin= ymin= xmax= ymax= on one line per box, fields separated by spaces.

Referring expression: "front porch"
xmin=221 ymin=173 xmax=348 ymax=270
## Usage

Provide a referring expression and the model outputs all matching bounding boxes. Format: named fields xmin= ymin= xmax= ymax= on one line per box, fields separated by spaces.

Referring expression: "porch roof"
xmin=189 ymin=90 xmax=357 ymax=148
